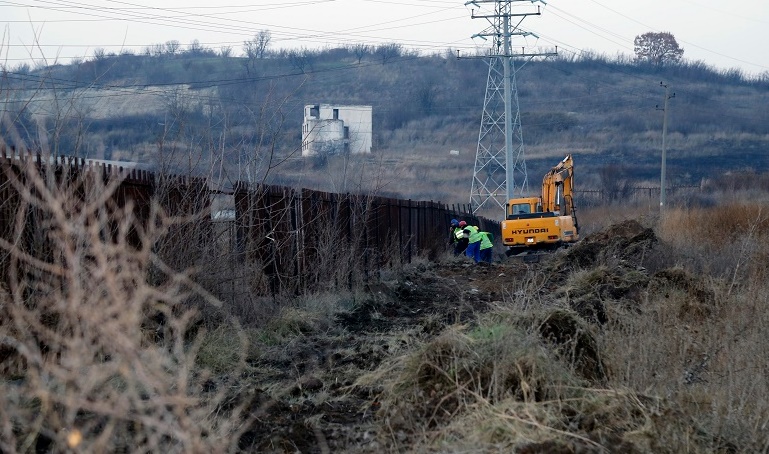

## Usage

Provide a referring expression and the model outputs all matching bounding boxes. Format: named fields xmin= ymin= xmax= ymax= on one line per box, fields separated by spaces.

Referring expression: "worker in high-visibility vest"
xmin=479 ymin=231 xmax=494 ymax=263
xmin=464 ymin=223 xmax=481 ymax=262
xmin=454 ymin=221 xmax=469 ymax=255
xmin=448 ymin=219 xmax=461 ymax=249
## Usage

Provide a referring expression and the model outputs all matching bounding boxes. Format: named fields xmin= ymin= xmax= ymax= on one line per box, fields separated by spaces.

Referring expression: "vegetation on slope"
xmin=3 ymin=45 xmax=769 ymax=208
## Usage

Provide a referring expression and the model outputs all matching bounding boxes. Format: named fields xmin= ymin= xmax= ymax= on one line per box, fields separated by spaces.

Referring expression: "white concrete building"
xmin=302 ymin=104 xmax=372 ymax=156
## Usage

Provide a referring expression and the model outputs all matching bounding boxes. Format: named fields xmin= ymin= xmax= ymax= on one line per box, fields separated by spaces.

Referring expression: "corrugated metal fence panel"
xmin=264 ymin=185 xmax=293 ymax=293
xmin=233 ymin=184 xmax=500 ymax=294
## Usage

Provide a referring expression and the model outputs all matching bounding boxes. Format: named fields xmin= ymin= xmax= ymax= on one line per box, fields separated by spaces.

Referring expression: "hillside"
xmin=2 ymin=47 xmax=769 ymax=208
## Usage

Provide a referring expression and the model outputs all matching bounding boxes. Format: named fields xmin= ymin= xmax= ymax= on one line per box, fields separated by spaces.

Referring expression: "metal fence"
xmin=10 ymin=147 xmax=719 ymax=298
xmin=0 ymin=147 xmax=210 ymax=290
xmin=0 ymin=148 xmax=497 ymax=298
xmin=233 ymin=184 xmax=498 ymax=294
xmin=575 ymin=186 xmax=702 ymax=206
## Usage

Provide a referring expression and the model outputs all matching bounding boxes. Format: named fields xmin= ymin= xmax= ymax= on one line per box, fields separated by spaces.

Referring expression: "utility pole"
xmin=658 ymin=82 xmax=675 ymax=210
xmin=465 ymin=0 xmax=554 ymax=215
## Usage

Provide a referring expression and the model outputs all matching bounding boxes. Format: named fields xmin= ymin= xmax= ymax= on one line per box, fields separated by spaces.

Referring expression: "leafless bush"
xmin=0 ymin=159 xmax=248 ymax=452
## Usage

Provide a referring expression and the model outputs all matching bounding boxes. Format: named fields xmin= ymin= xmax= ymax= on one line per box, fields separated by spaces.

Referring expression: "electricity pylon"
xmin=466 ymin=0 xmax=554 ymax=215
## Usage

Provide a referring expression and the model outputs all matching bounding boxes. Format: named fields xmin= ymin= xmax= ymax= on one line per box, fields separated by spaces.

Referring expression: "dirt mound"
xmin=648 ymin=267 xmax=717 ymax=321
xmin=561 ymin=219 xmax=657 ymax=270
xmin=534 ymin=219 xmax=660 ymax=326
xmin=538 ymin=309 xmax=606 ymax=382
xmin=559 ymin=266 xmax=650 ymax=324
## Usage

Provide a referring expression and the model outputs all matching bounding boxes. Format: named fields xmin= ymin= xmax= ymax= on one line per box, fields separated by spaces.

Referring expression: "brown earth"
xmin=238 ymin=258 xmax=519 ymax=452
xmin=235 ymin=220 xmax=736 ymax=453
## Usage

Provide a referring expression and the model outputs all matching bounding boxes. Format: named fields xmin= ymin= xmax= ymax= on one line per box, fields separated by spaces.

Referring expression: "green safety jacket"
xmin=455 ymin=227 xmax=466 ymax=240
xmin=480 ymin=232 xmax=494 ymax=250
xmin=466 ymin=225 xmax=481 ymax=243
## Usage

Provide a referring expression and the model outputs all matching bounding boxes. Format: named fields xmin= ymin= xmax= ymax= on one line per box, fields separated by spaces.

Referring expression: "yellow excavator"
xmin=501 ymin=154 xmax=579 ymax=257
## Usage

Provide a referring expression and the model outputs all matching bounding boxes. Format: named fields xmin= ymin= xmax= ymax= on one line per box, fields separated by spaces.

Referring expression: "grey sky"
xmin=2 ymin=0 xmax=767 ymax=77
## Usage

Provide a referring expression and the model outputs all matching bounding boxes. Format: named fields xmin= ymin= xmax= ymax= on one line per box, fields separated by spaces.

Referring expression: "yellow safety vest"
xmin=467 ymin=226 xmax=481 ymax=243
xmin=480 ymin=232 xmax=493 ymax=250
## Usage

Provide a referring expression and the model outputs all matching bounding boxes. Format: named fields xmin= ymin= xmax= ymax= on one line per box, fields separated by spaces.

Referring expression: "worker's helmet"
xmin=450 ymin=219 xmax=459 ymax=226
xmin=459 ymin=221 xmax=467 ymax=227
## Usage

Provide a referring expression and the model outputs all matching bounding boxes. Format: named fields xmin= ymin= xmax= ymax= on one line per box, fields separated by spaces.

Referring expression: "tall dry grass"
xmin=0 ymin=159 xmax=249 ymax=452
xmin=602 ymin=201 xmax=769 ymax=450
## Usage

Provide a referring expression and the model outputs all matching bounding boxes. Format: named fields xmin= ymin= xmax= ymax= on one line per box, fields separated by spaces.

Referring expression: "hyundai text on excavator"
xmin=501 ymin=154 xmax=579 ymax=257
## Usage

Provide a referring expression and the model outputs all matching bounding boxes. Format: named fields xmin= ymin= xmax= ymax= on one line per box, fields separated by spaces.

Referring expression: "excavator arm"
xmin=541 ymin=155 xmax=577 ymax=218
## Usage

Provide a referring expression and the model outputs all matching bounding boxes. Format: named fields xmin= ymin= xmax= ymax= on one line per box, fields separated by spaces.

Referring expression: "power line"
xmin=3 ymin=0 xmax=473 ymax=54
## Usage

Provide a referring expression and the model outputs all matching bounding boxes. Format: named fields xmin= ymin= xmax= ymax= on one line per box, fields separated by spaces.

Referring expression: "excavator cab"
xmin=505 ymin=197 xmax=542 ymax=220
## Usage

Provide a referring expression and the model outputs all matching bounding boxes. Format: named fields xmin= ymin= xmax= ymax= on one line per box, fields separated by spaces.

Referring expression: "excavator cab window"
xmin=511 ymin=203 xmax=531 ymax=215
xmin=507 ymin=203 xmax=533 ymax=220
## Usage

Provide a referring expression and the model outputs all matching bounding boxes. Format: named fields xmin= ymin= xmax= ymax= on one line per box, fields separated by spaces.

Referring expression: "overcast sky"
xmin=2 ymin=0 xmax=768 ymax=77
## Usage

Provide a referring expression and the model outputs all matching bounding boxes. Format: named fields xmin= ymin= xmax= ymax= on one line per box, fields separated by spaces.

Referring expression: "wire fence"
xmin=575 ymin=186 xmax=702 ymax=206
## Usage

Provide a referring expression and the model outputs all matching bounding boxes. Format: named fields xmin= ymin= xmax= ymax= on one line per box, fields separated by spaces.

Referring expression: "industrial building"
xmin=301 ymin=104 xmax=372 ymax=156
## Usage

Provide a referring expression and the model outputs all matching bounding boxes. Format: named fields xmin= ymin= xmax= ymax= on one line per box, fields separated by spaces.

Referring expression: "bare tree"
xmin=351 ymin=43 xmax=370 ymax=64
xmin=150 ymin=43 xmax=164 ymax=57
xmin=93 ymin=47 xmax=107 ymax=60
xmin=242 ymin=30 xmax=272 ymax=74
xmin=13 ymin=62 xmax=31 ymax=74
xmin=188 ymin=39 xmax=205 ymax=55
xmin=254 ymin=30 xmax=271 ymax=59
xmin=634 ymin=32 xmax=684 ymax=66
xmin=244 ymin=30 xmax=271 ymax=59
xmin=288 ymin=48 xmax=314 ymax=74
xmin=374 ymin=43 xmax=402 ymax=65
xmin=165 ymin=40 xmax=181 ymax=55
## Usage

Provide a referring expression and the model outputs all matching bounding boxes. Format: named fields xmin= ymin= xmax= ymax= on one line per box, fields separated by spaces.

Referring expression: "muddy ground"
xmin=235 ymin=220 xmax=734 ymax=453
xmin=239 ymin=257 xmax=521 ymax=451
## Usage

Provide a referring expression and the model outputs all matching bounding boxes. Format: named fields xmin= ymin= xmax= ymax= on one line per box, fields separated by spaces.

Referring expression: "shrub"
xmin=0 ymin=159 xmax=247 ymax=451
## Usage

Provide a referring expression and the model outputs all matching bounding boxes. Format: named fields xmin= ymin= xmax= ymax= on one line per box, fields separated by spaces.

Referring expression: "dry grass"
xmin=356 ymin=315 xmax=588 ymax=449
xmin=598 ymin=200 xmax=769 ymax=450
xmin=0 ymin=160 xmax=249 ymax=452
xmin=357 ymin=300 xmax=743 ymax=452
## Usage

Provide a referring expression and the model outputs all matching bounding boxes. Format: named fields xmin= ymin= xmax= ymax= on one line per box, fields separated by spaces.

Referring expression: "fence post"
xmin=400 ymin=200 xmax=404 ymax=264
xmin=404 ymin=200 xmax=410 ymax=263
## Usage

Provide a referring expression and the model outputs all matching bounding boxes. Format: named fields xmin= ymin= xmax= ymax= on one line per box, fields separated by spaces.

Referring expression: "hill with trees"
xmin=2 ymin=38 xmax=768 ymax=209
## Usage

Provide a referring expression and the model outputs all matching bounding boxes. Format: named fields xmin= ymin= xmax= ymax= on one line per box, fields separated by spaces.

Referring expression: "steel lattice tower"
xmin=467 ymin=0 xmax=552 ymax=215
